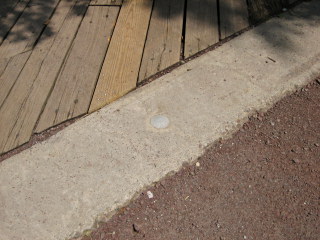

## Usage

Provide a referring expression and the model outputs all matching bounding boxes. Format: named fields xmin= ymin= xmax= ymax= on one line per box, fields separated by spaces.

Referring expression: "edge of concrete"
xmin=1 ymin=1 xmax=320 ymax=240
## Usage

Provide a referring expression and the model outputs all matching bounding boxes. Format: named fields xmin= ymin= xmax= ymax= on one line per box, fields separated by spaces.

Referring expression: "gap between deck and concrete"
xmin=0 ymin=1 xmax=320 ymax=240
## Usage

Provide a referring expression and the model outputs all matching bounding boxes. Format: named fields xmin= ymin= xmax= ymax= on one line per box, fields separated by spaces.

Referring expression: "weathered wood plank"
xmin=36 ymin=6 xmax=119 ymax=133
xmin=0 ymin=0 xmax=30 ymax=44
xmin=247 ymin=0 xmax=288 ymax=24
xmin=89 ymin=0 xmax=153 ymax=112
xmin=220 ymin=0 xmax=249 ymax=39
xmin=0 ymin=0 xmax=60 ymax=59
xmin=138 ymin=0 xmax=184 ymax=82
xmin=0 ymin=51 xmax=31 ymax=105
xmin=0 ymin=0 xmax=60 ymax=106
xmin=90 ymin=0 xmax=122 ymax=5
xmin=0 ymin=0 xmax=89 ymax=154
xmin=184 ymin=0 xmax=219 ymax=58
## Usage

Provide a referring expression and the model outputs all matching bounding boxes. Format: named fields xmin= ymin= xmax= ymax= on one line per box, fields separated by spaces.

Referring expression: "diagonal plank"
xmin=89 ymin=0 xmax=153 ymax=112
xmin=184 ymin=0 xmax=219 ymax=58
xmin=138 ymin=0 xmax=185 ymax=82
xmin=0 ymin=0 xmax=31 ymax=44
xmin=0 ymin=0 xmax=60 ymax=106
xmin=0 ymin=0 xmax=89 ymax=154
xmin=35 ymin=6 xmax=119 ymax=133
xmin=220 ymin=0 xmax=249 ymax=39
xmin=90 ymin=0 xmax=123 ymax=5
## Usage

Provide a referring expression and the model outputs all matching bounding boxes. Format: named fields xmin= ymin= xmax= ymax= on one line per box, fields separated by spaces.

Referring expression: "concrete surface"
xmin=1 ymin=1 xmax=320 ymax=240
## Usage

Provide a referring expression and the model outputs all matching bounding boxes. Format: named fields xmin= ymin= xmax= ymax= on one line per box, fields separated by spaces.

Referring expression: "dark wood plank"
xmin=247 ymin=0 xmax=288 ymax=23
xmin=89 ymin=0 xmax=153 ymax=112
xmin=184 ymin=0 xmax=219 ymax=58
xmin=138 ymin=0 xmax=185 ymax=82
xmin=0 ymin=0 xmax=60 ymax=106
xmin=90 ymin=0 xmax=122 ymax=5
xmin=36 ymin=6 xmax=119 ymax=132
xmin=220 ymin=0 xmax=249 ymax=39
xmin=0 ymin=0 xmax=89 ymax=154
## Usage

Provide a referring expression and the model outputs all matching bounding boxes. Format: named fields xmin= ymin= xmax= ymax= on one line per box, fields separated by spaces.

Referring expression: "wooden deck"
xmin=0 ymin=0 xmax=297 ymax=154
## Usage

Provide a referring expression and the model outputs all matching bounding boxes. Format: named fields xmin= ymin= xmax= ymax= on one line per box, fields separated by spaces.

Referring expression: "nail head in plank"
xmin=36 ymin=6 xmax=119 ymax=133
xmin=0 ymin=0 xmax=89 ymax=154
xmin=138 ymin=0 xmax=185 ymax=82
xmin=220 ymin=0 xmax=249 ymax=39
xmin=184 ymin=0 xmax=219 ymax=58
xmin=89 ymin=0 xmax=153 ymax=112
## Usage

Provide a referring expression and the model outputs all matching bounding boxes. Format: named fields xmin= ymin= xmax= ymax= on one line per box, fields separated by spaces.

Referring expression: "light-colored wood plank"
xmin=138 ymin=0 xmax=184 ymax=82
xmin=36 ymin=6 xmax=119 ymax=133
xmin=90 ymin=0 xmax=122 ymax=5
xmin=0 ymin=0 xmax=30 ymax=44
xmin=0 ymin=0 xmax=60 ymax=106
xmin=220 ymin=0 xmax=249 ymax=39
xmin=184 ymin=0 xmax=219 ymax=58
xmin=0 ymin=0 xmax=89 ymax=154
xmin=89 ymin=0 xmax=153 ymax=112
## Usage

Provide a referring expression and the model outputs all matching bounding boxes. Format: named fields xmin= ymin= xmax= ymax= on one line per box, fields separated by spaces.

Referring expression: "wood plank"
xmin=0 ymin=0 xmax=60 ymax=59
xmin=247 ymin=0 xmax=288 ymax=23
xmin=0 ymin=51 xmax=31 ymax=105
xmin=220 ymin=0 xmax=249 ymax=39
xmin=90 ymin=0 xmax=122 ymax=5
xmin=0 ymin=0 xmax=89 ymax=154
xmin=184 ymin=0 xmax=219 ymax=58
xmin=0 ymin=0 xmax=60 ymax=106
xmin=0 ymin=0 xmax=30 ymax=44
xmin=35 ymin=6 xmax=119 ymax=133
xmin=89 ymin=0 xmax=153 ymax=112
xmin=138 ymin=0 xmax=184 ymax=82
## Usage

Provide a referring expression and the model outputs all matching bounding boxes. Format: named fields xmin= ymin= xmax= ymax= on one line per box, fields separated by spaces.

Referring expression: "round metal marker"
xmin=150 ymin=115 xmax=170 ymax=129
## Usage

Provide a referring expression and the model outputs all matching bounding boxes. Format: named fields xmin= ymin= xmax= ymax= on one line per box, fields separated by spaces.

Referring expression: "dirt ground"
xmin=80 ymin=80 xmax=320 ymax=240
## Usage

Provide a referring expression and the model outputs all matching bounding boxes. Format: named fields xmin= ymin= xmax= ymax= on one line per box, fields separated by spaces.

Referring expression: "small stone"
xmin=147 ymin=191 xmax=154 ymax=199
xmin=195 ymin=162 xmax=200 ymax=167
xmin=292 ymin=159 xmax=299 ymax=164
xmin=314 ymin=143 xmax=319 ymax=147
xmin=133 ymin=223 xmax=140 ymax=233
xmin=282 ymin=8 xmax=287 ymax=11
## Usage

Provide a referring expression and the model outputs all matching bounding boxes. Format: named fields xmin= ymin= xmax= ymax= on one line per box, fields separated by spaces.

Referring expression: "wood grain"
xmin=220 ymin=0 xmax=249 ymax=39
xmin=90 ymin=0 xmax=122 ymax=5
xmin=0 ymin=0 xmax=89 ymax=154
xmin=184 ymin=0 xmax=219 ymax=58
xmin=138 ymin=0 xmax=184 ymax=82
xmin=36 ymin=6 xmax=119 ymax=132
xmin=89 ymin=0 xmax=153 ymax=112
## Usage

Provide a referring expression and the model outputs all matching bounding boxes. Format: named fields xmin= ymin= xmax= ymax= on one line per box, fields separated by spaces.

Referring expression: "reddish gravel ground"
xmin=79 ymin=80 xmax=320 ymax=240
